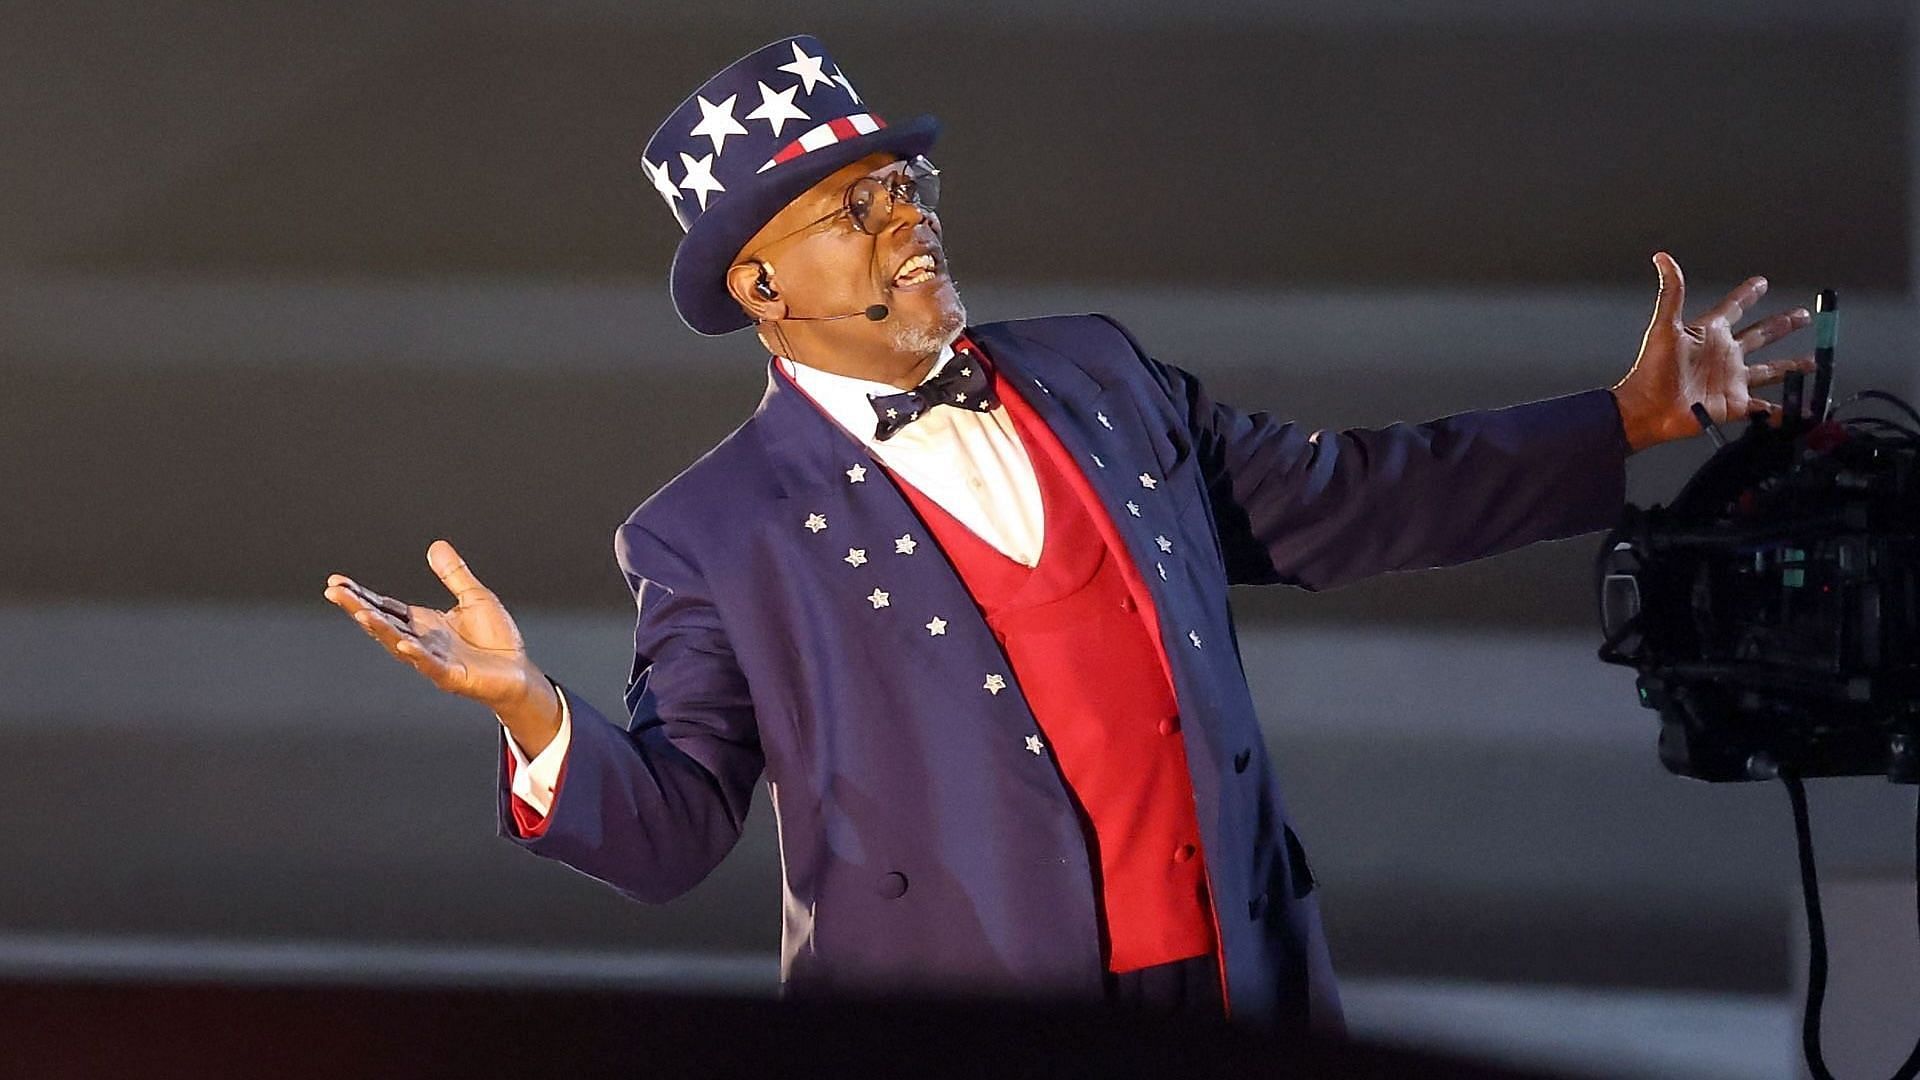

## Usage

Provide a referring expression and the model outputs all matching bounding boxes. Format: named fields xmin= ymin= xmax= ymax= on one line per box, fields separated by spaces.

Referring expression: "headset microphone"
xmin=776 ymin=303 xmax=889 ymax=322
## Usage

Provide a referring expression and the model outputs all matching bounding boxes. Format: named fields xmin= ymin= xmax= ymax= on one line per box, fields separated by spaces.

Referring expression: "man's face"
xmin=729 ymin=152 xmax=965 ymax=359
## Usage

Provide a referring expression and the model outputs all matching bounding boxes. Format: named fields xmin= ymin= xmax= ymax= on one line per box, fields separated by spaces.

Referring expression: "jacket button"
xmin=1248 ymin=891 xmax=1267 ymax=920
xmin=878 ymin=871 xmax=909 ymax=899
xmin=1172 ymin=843 xmax=1196 ymax=863
xmin=1233 ymin=748 xmax=1251 ymax=773
xmin=1119 ymin=595 xmax=1135 ymax=612
xmin=1157 ymin=717 xmax=1181 ymax=735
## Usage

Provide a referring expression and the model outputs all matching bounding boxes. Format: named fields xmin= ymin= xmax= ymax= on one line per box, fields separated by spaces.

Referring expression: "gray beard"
xmin=884 ymin=293 xmax=967 ymax=360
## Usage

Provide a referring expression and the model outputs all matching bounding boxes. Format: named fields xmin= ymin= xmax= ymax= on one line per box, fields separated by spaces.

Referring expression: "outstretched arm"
xmin=1145 ymin=350 xmax=1632 ymax=592
xmin=495 ymin=520 xmax=764 ymax=905
xmin=1110 ymin=255 xmax=1814 ymax=593
xmin=323 ymin=534 xmax=761 ymax=905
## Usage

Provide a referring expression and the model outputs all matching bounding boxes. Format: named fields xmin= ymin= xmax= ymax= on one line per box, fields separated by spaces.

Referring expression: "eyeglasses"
xmin=754 ymin=156 xmax=942 ymax=256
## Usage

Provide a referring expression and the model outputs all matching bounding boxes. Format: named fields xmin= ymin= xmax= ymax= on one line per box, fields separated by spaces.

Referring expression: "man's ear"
xmin=726 ymin=261 xmax=786 ymax=324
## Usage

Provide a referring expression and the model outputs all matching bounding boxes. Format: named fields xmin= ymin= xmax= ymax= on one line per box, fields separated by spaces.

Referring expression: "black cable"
xmin=1837 ymin=390 xmax=1920 ymax=434
xmin=1829 ymin=393 xmax=1920 ymax=439
xmin=1842 ymin=417 xmax=1920 ymax=442
xmin=1783 ymin=775 xmax=1920 ymax=1080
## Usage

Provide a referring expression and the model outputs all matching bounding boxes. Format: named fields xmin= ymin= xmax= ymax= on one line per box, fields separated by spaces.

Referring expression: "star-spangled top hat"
xmin=640 ymin=35 xmax=940 ymax=336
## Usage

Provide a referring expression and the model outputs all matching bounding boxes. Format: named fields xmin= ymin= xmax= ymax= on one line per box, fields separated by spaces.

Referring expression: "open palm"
xmin=323 ymin=539 xmax=534 ymax=709
xmin=1611 ymin=252 xmax=1817 ymax=450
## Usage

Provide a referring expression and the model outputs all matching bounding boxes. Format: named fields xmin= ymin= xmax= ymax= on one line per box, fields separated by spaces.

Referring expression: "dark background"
xmin=5 ymin=3 xmax=1916 ymax=1076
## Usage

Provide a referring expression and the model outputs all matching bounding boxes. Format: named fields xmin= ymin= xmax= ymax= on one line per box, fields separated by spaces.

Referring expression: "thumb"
xmin=1650 ymin=251 xmax=1685 ymax=328
xmin=428 ymin=539 xmax=493 ymax=603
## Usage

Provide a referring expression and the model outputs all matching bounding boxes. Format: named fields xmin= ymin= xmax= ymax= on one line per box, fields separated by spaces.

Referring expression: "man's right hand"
xmin=323 ymin=539 xmax=561 ymax=754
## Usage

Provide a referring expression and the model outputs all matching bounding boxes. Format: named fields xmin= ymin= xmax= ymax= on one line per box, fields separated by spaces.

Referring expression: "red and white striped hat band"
xmin=755 ymin=112 xmax=888 ymax=174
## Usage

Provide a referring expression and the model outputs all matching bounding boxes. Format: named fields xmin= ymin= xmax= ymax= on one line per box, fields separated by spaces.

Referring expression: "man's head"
xmin=636 ymin=36 xmax=945 ymax=371
xmin=726 ymin=151 xmax=966 ymax=384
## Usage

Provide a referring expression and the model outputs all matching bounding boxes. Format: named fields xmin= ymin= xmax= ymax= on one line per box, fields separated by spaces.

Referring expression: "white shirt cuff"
xmin=502 ymin=681 xmax=571 ymax=818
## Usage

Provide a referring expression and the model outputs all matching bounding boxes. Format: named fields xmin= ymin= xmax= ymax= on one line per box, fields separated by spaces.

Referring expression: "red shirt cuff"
xmin=502 ymin=733 xmax=570 ymax=838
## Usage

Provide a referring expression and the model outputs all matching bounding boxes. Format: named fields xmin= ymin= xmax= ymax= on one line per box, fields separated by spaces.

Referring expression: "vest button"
xmin=1157 ymin=717 xmax=1181 ymax=735
xmin=878 ymin=871 xmax=909 ymax=899
xmin=1173 ymin=843 xmax=1196 ymax=864
xmin=1119 ymin=595 xmax=1135 ymax=612
xmin=1233 ymin=748 xmax=1252 ymax=773
xmin=1248 ymin=891 xmax=1268 ymax=921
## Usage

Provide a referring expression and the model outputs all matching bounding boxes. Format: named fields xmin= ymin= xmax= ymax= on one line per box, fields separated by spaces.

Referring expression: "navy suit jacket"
xmin=496 ymin=312 xmax=1630 ymax=1033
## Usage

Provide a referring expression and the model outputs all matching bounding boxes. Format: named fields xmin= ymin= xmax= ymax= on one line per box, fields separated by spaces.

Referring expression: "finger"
xmin=350 ymin=604 xmax=419 ymax=649
xmin=395 ymin=637 xmax=471 ymax=690
xmin=428 ymin=539 xmax=494 ymax=605
xmin=325 ymin=584 xmax=413 ymax=631
xmin=362 ymin=601 xmax=419 ymax=639
xmin=1734 ymin=307 xmax=1810 ymax=352
xmin=1650 ymin=251 xmax=1686 ymax=327
xmin=1703 ymin=275 xmax=1768 ymax=329
xmin=325 ymin=583 xmax=385 ymax=621
xmin=1744 ymin=353 xmax=1818 ymax=389
xmin=329 ymin=576 xmax=412 ymax=622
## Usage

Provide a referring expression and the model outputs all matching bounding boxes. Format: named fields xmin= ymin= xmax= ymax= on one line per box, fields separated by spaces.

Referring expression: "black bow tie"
xmin=867 ymin=348 xmax=997 ymax=441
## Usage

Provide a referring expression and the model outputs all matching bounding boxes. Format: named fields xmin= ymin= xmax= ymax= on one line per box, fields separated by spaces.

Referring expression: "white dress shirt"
xmin=503 ymin=338 xmax=1046 ymax=817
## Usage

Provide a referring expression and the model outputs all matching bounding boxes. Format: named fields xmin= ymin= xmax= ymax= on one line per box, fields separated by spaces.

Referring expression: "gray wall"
xmin=7 ymin=3 xmax=1919 ymax=1075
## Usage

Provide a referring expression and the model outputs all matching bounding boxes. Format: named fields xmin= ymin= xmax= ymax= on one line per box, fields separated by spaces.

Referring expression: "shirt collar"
xmin=774 ymin=332 xmax=970 ymax=447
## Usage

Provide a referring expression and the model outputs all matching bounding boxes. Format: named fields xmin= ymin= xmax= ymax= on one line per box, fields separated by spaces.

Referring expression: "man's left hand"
xmin=1610 ymin=251 xmax=1819 ymax=453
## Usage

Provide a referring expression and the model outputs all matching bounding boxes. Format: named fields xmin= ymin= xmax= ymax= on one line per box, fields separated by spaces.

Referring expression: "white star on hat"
xmin=689 ymin=93 xmax=749 ymax=156
xmin=1024 ymin=734 xmax=1045 ymax=755
xmin=746 ymin=80 xmax=809 ymax=137
xmin=778 ymin=42 xmax=834 ymax=94
xmin=867 ymin=588 xmax=891 ymax=609
xmin=894 ymin=534 xmax=917 ymax=555
xmin=642 ymin=157 xmax=680 ymax=206
xmin=983 ymin=673 xmax=1007 ymax=695
xmin=925 ymin=616 xmax=947 ymax=636
xmin=831 ymin=64 xmax=862 ymax=104
xmin=677 ymin=151 xmax=724 ymax=210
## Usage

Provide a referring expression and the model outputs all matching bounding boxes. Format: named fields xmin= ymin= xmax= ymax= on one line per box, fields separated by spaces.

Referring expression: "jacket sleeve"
xmin=495 ymin=518 xmax=764 ymax=904
xmin=1096 ymin=314 xmax=1632 ymax=592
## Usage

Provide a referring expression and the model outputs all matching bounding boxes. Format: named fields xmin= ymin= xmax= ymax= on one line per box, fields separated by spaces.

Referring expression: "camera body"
xmin=1598 ymin=410 xmax=1920 ymax=782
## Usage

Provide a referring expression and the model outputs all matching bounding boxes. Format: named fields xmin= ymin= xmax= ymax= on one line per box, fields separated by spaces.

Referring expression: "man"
xmin=323 ymin=35 xmax=1815 ymax=1034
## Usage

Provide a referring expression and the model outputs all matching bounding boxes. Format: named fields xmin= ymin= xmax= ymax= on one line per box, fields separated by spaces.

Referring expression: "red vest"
xmin=885 ymin=350 xmax=1218 ymax=974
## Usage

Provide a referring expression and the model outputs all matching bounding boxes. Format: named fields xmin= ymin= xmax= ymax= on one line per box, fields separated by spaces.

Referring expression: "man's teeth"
xmin=893 ymin=253 xmax=937 ymax=284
